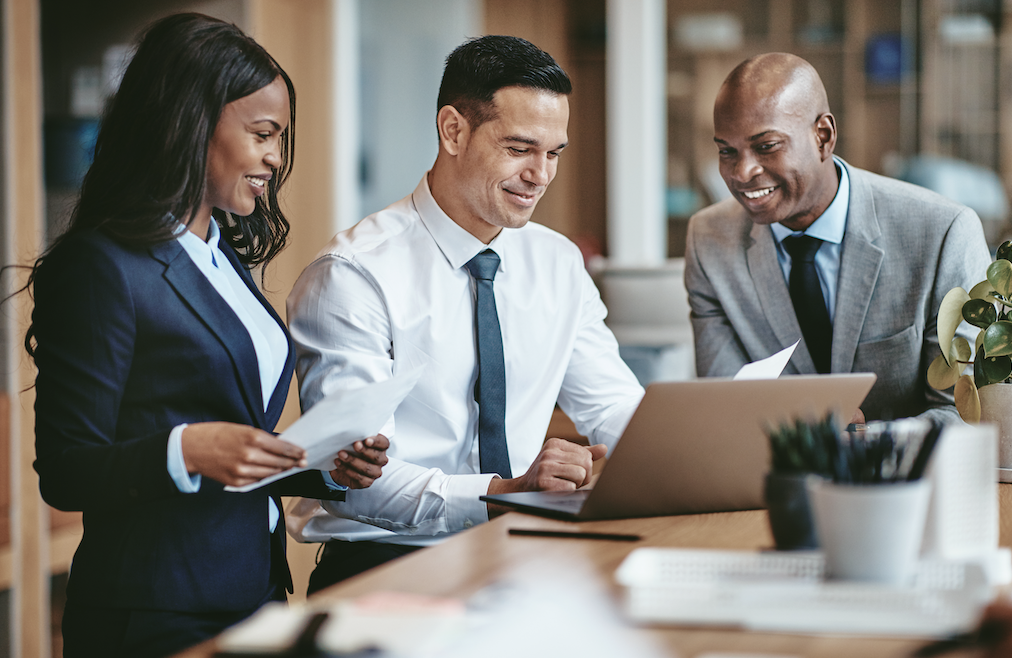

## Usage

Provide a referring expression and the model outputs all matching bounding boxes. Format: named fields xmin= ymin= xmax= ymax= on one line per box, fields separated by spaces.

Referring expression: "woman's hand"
xmin=181 ymin=422 xmax=307 ymax=488
xmin=330 ymin=434 xmax=390 ymax=489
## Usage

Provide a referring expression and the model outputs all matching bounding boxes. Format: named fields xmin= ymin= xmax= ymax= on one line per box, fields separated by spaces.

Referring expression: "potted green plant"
xmin=764 ymin=415 xmax=839 ymax=551
xmin=928 ymin=240 xmax=1012 ymax=424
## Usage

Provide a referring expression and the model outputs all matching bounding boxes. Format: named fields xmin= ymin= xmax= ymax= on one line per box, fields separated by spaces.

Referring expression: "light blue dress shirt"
xmin=769 ymin=157 xmax=850 ymax=322
xmin=166 ymin=220 xmax=289 ymax=530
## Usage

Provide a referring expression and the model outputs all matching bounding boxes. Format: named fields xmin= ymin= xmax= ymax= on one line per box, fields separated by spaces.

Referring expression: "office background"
xmin=0 ymin=0 xmax=1009 ymax=655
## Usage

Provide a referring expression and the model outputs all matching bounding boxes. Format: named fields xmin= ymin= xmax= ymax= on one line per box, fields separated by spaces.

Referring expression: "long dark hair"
xmin=23 ymin=12 xmax=296 ymax=358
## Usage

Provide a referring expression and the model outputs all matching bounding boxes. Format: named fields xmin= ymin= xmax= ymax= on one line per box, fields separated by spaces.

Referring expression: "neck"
xmin=428 ymin=161 xmax=501 ymax=244
xmin=185 ymin=204 xmax=214 ymax=242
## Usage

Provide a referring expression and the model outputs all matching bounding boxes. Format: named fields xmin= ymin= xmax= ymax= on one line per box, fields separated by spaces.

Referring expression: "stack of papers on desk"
xmin=616 ymin=548 xmax=993 ymax=638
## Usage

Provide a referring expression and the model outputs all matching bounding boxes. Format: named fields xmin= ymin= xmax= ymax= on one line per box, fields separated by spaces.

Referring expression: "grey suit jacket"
xmin=684 ymin=160 xmax=991 ymax=422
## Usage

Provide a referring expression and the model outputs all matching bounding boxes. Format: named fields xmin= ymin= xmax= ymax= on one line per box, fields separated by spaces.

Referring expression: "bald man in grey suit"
xmin=684 ymin=52 xmax=990 ymax=423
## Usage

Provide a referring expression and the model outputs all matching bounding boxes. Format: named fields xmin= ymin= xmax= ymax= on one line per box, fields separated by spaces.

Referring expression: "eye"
xmin=548 ymin=150 xmax=562 ymax=159
xmin=756 ymin=141 xmax=779 ymax=152
xmin=257 ymin=132 xmax=272 ymax=140
xmin=508 ymin=147 xmax=528 ymax=155
xmin=717 ymin=147 xmax=736 ymax=158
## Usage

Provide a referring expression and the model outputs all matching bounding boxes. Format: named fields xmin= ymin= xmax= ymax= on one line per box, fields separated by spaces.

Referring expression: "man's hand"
xmin=848 ymin=407 xmax=866 ymax=426
xmin=181 ymin=422 xmax=307 ymax=488
xmin=330 ymin=434 xmax=390 ymax=489
xmin=485 ymin=438 xmax=608 ymax=517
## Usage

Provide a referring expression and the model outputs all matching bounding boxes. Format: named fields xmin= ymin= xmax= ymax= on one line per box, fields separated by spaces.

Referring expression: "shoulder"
xmin=37 ymin=229 xmax=151 ymax=285
xmin=848 ymin=165 xmax=971 ymax=220
xmin=316 ymin=194 xmax=419 ymax=262
xmin=686 ymin=198 xmax=756 ymax=258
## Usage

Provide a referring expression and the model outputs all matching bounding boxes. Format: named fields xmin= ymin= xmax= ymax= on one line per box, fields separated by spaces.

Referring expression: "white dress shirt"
xmin=769 ymin=157 xmax=850 ymax=321
xmin=286 ymin=174 xmax=645 ymax=546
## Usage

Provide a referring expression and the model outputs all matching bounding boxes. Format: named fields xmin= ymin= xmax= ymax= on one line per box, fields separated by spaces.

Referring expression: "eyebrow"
xmin=714 ymin=130 xmax=781 ymax=146
xmin=504 ymin=135 xmax=569 ymax=150
xmin=251 ymin=119 xmax=283 ymax=130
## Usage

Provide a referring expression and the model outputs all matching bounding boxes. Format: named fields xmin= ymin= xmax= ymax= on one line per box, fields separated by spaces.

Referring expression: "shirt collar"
xmin=412 ymin=173 xmax=510 ymax=273
xmin=175 ymin=218 xmax=222 ymax=268
xmin=770 ymin=157 xmax=849 ymax=244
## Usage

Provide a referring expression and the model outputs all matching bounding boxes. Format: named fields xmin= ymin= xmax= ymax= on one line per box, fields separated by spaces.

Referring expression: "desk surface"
xmin=181 ymin=486 xmax=1012 ymax=658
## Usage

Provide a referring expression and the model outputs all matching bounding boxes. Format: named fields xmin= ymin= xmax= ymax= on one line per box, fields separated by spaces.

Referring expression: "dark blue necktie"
xmin=465 ymin=250 xmax=511 ymax=478
xmin=783 ymin=235 xmax=832 ymax=374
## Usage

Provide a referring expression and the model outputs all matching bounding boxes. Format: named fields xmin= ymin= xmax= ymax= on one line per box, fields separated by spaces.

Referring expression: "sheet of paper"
xmin=733 ymin=341 xmax=798 ymax=380
xmin=225 ymin=366 xmax=423 ymax=492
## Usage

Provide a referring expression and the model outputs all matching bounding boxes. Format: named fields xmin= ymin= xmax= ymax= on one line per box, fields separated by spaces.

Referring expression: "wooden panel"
xmin=5 ymin=0 xmax=49 ymax=652
xmin=246 ymin=0 xmax=336 ymax=434
xmin=484 ymin=0 xmax=575 ymax=239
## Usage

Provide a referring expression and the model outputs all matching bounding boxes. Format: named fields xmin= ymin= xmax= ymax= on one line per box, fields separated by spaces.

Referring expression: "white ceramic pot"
xmin=807 ymin=478 xmax=931 ymax=585
xmin=978 ymin=383 xmax=1012 ymax=468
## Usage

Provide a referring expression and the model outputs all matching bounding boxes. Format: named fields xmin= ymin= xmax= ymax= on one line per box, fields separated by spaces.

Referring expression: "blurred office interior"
xmin=1 ymin=0 xmax=1011 ymax=655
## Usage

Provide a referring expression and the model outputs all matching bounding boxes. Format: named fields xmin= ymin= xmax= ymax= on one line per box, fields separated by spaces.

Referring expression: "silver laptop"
xmin=480 ymin=373 xmax=877 ymax=521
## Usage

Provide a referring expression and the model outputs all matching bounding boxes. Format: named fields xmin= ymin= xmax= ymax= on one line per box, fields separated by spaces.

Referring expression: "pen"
xmin=508 ymin=528 xmax=641 ymax=541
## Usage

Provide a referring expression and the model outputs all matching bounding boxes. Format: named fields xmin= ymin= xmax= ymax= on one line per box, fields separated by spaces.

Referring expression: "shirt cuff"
xmin=167 ymin=423 xmax=201 ymax=493
xmin=320 ymin=470 xmax=349 ymax=491
xmin=446 ymin=473 xmax=497 ymax=530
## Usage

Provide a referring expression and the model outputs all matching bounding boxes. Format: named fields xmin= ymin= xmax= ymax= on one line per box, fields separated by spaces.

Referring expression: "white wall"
xmin=359 ymin=0 xmax=482 ymax=219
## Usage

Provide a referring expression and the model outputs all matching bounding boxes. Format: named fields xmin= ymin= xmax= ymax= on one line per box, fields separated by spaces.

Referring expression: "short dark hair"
xmin=436 ymin=35 xmax=572 ymax=132
xmin=68 ymin=12 xmax=295 ymax=267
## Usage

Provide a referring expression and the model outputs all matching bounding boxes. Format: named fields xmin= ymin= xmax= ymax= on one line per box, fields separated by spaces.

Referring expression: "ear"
xmin=814 ymin=113 xmax=837 ymax=161
xmin=436 ymin=105 xmax=470 ymax=156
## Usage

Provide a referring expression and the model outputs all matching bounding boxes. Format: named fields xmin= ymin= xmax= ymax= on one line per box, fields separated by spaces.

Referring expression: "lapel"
xmin=216 ymin=237 xmax=296 ymax=429
xmin=746 ymin=220 xmax=812 ymax=373
xmin=832 ymin=163 xmax=884 ymax=373
xmin=149 ymin=240 xmax=267 ymax=428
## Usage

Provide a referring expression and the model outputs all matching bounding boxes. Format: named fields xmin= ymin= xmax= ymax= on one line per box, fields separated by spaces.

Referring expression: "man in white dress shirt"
xmin=285 ymin=35 xmax=645 ymax=593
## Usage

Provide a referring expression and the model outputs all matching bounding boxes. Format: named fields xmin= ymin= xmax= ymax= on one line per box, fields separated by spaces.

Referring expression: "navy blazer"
xmin=33 ymin=228 xmax=340 ymax=613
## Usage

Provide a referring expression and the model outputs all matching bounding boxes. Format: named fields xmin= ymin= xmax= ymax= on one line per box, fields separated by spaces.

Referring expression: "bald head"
xmin=719 ymin=53 xmax=830 ymax=120
xmin=712 ymin=53 xmax=839 ymax=231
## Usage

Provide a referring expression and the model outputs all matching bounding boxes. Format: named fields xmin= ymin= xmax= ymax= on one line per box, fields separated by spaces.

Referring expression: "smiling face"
xmin=201 ymin=76 xmax=290 ymax=226
xmin=713 ymin=67 xmax=838 ymax=232
xmin=432 ymin=86 xmax=569 ymax=243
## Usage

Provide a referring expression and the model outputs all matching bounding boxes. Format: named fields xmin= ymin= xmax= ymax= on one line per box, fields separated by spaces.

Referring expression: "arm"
xmin=33 ymin=240 xmax=178 ymax=511
xmin=916 ymin=207 xmax=992 ymax=423
xmin=555 ymin=267 xmax=644 ymax=451
xmin=684 ymin=214 xmax=753 ymax=377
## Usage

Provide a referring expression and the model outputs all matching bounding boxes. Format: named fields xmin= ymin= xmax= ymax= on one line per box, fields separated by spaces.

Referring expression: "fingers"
xmin=521 ymin=439 xmax=599 ymax=491
xmin=350 ymin=435 xmax=389 ymax=467
xmin=588 ymin=443 xmax=608 ymax=460
xmin=181 ymin=422 xmax=306 ymax=487
xmin=258 ymin=435 xmax=308 ymax=464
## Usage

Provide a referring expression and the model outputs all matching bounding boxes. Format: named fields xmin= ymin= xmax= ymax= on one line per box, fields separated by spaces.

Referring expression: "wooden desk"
xmin=182 ymin=486 xmax=1012 ymax=658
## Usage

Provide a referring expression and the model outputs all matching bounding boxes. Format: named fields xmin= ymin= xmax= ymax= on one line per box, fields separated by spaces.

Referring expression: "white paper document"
xmin=225 ymin=366 xmax=423 ymax=493
xmin=733 ymin=340 xmax=798 ymax=380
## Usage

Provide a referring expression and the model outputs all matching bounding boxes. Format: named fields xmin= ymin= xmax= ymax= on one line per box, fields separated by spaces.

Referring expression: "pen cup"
xmin=807 ymin=478 xmax=931 ymax=585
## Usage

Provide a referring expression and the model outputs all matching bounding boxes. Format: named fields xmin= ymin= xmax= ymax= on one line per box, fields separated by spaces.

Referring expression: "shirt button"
xmin=463 ymin=519 xmax=474 ymax=528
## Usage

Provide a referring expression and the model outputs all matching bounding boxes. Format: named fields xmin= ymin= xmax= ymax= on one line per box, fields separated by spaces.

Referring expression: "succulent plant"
xmin=766 ymin=415 xmax=940 ymax=484
xmin=928 ymin=240 xmax=1012 ymax=422
xmin=766 ymin=414 xmax=839 ymax=477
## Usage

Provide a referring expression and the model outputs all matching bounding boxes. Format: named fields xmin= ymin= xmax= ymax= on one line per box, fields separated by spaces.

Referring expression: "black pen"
xmin=508 ymin=528 xmax=641 ymax=541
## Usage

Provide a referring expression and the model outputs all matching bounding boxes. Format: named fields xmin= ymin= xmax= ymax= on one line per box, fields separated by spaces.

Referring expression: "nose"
xmin=522 ymin=154 xmax=553 ymax=187
xmin=727 ymin=151 xmax=762 ymax=184
xmin=264 ymin=139 xmax=282 ymax=169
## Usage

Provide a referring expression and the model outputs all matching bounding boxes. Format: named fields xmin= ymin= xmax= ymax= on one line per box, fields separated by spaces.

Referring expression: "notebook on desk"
xmin=480 ymin=373 xmax=877 ymax=521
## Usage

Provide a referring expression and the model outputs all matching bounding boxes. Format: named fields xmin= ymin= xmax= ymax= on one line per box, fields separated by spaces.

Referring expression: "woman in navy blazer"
xmin=26 ymin=14 xmax=388 ymax=658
